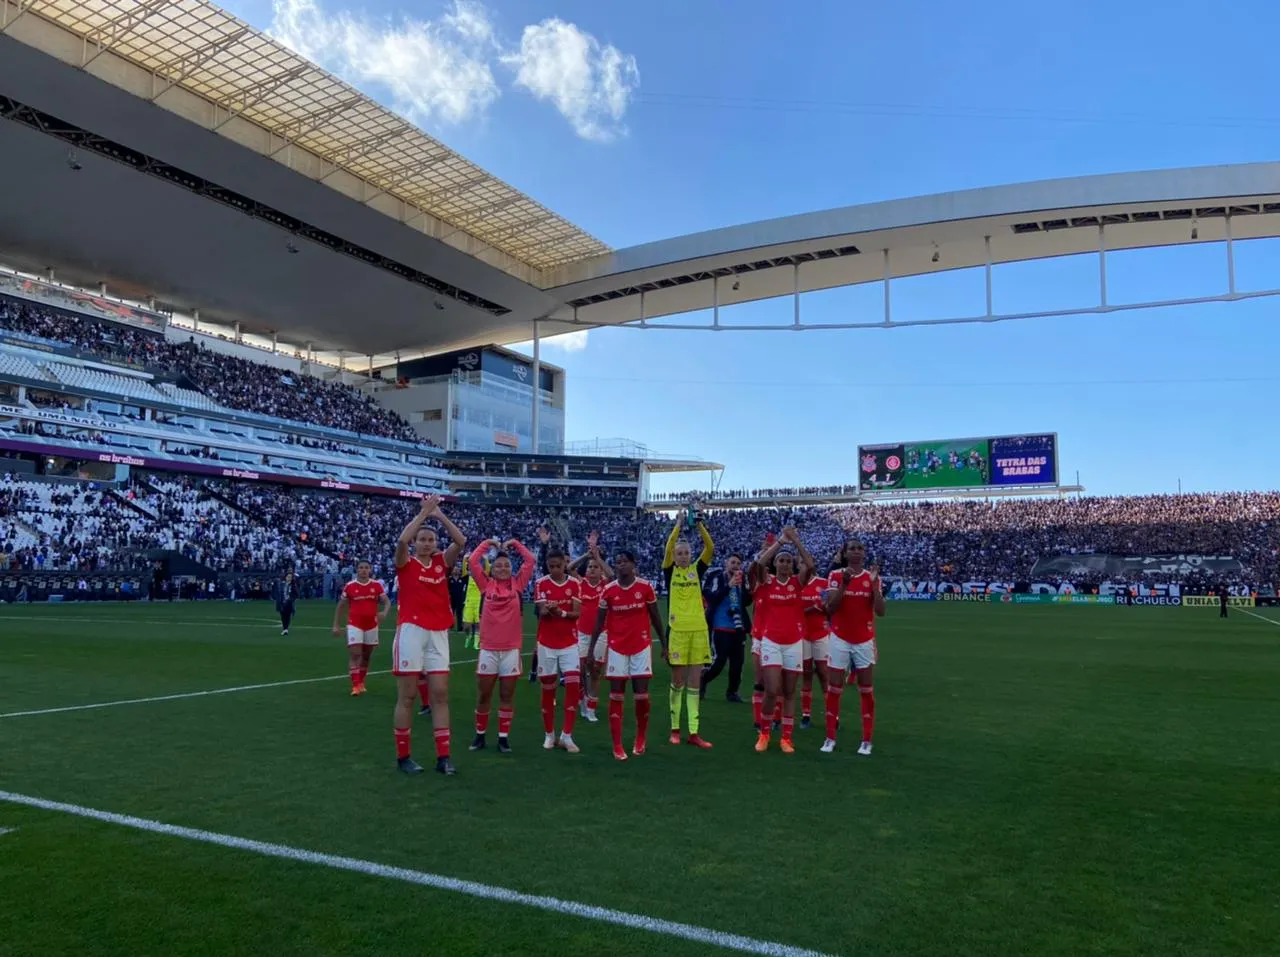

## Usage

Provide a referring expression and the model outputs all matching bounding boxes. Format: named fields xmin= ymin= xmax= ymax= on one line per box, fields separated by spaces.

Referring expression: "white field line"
xmin=0 ymin=791 xmax=835 ymax=957
xmin=1238 ymin=607 xmax=1280 ymax=627
xmin=0 ymin=827 xmax=16 ymax=836
xmin=0 ymin=658 xmax=480 ymax=719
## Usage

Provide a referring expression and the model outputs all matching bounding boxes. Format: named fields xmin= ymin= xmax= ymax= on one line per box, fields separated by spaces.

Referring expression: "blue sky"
xmin=225 ymin=0 xmax=1280 ymax=496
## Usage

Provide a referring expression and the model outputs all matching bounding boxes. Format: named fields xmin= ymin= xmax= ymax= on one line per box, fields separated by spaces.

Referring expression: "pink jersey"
xmin=469 ymin=541 xmax=535 ymax=651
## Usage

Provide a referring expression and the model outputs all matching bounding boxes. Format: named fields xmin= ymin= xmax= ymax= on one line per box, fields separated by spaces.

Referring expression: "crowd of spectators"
xmin=3 ymin=475 xmax=1278 ymax=591
xmin=650 ymin=486 xmax=860 ymax=502
xmin=0 ymin=295 xmax=435 ymax=446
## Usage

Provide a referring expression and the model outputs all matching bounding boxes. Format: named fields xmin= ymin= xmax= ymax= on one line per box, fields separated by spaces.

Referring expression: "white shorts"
xmin=577 ymin=631 xmax=607 ymax=663
xmin=802 ymin=636 xmax=830 ymax=662
xmin=392 ymin=623 xmax=450 ymax=676
xmin=537 ymin=643 xmax=581 ymax=678
xmin=346 ymin=625 xmax=379 ymax=646
xmin=476 ymin=648 xmax=522 ymax=678
xmin=751 ymin=637 xmax=762 ymax=658
xmin=760 ymin=638 xmax=803 ymax=673
xmin=828 ymin=635 xmax=877 ymax=672
xmin=605 ymin=646 xmax=653 ymax=680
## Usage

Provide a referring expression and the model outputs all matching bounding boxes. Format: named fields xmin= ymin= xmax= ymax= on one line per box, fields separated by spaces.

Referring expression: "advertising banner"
xmin=1181 ymin=596 xmax=1256 ymax=608
xmin=858 ymin=433 xmax=1057 ymax=492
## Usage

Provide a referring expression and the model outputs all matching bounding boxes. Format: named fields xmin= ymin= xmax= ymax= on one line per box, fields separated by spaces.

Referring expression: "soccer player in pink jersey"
xmin=823 ymin=540 xmax=886 ymax=755
xmin=535 ymin=550 xmax=583 ymax=753
xmin=799 ymin=573 xmax=831 ymax=727
xmin=332 ymin=560 xmax=390 ymax=696
xmin=468 ymin=537 xmax=535 ymax=754
xmin=589 ymin=550 xmax=667 ymax=761
xmin=392 ymin=495 xmax=466 ymax=776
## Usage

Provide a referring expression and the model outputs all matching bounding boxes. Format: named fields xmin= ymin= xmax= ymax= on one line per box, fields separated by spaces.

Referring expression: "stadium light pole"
xmin=531 ymin=318 xmax=540 ymax=455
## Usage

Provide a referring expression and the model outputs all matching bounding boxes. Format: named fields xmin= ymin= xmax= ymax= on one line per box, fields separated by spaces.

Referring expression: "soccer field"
xmin=2 ymin=601 xmax=1278 ymax=957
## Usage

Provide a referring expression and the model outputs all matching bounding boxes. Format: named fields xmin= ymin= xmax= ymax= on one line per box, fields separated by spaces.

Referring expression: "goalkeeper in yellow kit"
xmin=664 ymin=510 xmax=715 ymax=748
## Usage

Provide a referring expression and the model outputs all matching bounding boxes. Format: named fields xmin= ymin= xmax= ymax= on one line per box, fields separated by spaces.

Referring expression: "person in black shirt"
xmin=276 ymin=571 xmax=300 ymax=635
xmin=1219 ymin=587 xmax=1230 ymax=619
xmin=700 ymin=555 xmax=752 ymax=702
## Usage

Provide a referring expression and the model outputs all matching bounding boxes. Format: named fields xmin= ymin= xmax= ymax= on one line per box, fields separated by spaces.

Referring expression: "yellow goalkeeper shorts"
xmin=667 ymin=629 xmax=712 ymax=666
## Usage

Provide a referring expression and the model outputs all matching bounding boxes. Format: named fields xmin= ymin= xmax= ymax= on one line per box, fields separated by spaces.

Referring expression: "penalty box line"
xmin=1238 ymin=607 xmax=1280 ymax=628
xmin=0 ymin=790 xmax=836 ymax=957
xmin=0 ymin=658 xmax=480 ymax=719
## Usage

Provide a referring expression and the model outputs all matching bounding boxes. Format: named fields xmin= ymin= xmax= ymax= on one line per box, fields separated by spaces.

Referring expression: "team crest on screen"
xmin=886 ymin=455 xmax=901 ymax=470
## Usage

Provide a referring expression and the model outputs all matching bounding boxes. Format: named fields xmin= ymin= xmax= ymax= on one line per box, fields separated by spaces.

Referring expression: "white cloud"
xmin=270 ymin=0 xmax=500 ymax=126
xmin=502 ymin=19 xmax=639 ymax=142
xmin=510 ymin=329 xmax=590 ymax=354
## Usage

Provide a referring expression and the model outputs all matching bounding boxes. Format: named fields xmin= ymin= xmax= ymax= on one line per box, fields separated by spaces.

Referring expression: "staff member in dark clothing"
xmin=276 ymin=571 xmax=300 ymax=635
xmin=1219 ymin=587 xmax=1230 ymax=619
xmin=700 ymin=554 xmax=752 ymax=702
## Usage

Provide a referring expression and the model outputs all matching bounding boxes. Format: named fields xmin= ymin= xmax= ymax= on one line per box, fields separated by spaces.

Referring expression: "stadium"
xmin=1 ymin=3 xmax=1278 ymax=956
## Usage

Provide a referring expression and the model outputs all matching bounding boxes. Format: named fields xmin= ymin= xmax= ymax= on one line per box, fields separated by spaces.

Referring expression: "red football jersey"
xmin=762 ymin=574 xmax=804 ymax=644
xmin=535 ymin=575 xmax=581 ymax=649
xmin=751 ymin=580 xmax=770 ymax=639
xmin=343 ymin=578 xmax=386 ymax=630
xmin=601 ymin=578 xmax=657 ymax=655
xmin=828 ymin=569 xmax=878 ymax=643
xmin=577 ymin=577 xmax=605 ymax=633
xmin=801 ymin=576 xmax=830 ymax=640
xmin=396 ymin=553 xmax=454 ymax=630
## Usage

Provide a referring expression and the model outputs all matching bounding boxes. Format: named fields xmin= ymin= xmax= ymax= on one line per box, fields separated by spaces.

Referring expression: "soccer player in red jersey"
xmin=823 ymin=540 xmax=886 ymax=755
xmin=468 ymin=537 xmax=535 ymax=754
xmin=571 ymin=532 xmax=612 ymax=723
xmin=392 ymin=495 xmax=466 ymax=775
xmin=332 ymin=560 xmax=390 ymax=696
xmin=800 ymin=572 xmax=831 ymax=728
xmin=535 ymin=549 xmax=583 ymax=753
xmin=589 ymin=550 xmax=667 ymax=761
xmin=752 ymin=527 xmax=815 ymax=753
xmin=748 ymin=533 xmax=775 ymax=731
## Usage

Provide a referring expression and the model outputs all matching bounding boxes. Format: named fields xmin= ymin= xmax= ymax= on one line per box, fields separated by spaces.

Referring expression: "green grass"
xmin=2 ymin=600 xmax=1279 ymax=957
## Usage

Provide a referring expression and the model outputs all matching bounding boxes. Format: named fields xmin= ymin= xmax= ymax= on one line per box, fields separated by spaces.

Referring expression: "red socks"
xmin=586 ymin=693 xmax=599 ymax=712
xmin=801 ymin=687 xmax=812 ymax=717
xmin=608 ymin=692 xmax=625 ymax=752
xmin=349 ymin=667 xmax=360 ymax=691
xmin=781 ymin=715 xmax=794 ymax=742
xmin=860 ymin=685 xmax=875 ymax=743
xmin=825 ymin=688 xmax=842 ymax=740
xmin=563 ymin=674 xmax=581 ymax=735
xmin=475 ymin=709 xmax=490 ymax=734
xmin=752 ymin=689 xmax=763 ymax=727
xmin=394 ymin=727 xmax=411 ymax=759
xmin=498 ymin=706 xmax=513 ymax=737
xmin=634 ymin=692 xmax=650 ymax=743
xmin=540 ymin=678 xmax=557 ymax=734
xmin=417 ymin=679 xmax=430 ymax=706
xmin=433 ymin=727 xmax=450 ymax=759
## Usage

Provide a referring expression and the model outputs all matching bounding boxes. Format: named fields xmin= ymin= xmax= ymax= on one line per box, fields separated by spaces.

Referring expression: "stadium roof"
xmin=545 ymin=162 xmax=1280 ymax=331
xmin=2 ymin=0 xmax=607 ymax=274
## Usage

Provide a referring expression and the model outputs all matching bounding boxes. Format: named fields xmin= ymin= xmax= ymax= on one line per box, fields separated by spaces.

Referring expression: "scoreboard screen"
xmin=858 ymin=434 xmax=1057 ymax=492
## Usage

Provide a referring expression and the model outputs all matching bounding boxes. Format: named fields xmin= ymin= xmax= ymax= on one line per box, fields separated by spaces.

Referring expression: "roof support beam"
xmin=362 ymin=151 xmax=456 ymax=205
xmin=317 ymin=124 xmax=415 ymax=179
xmin=486 ymin=212 xmax=560 ymax=244
xmin=1 ymin=1 xmax=38 ymax=35
xmin=211 ymin=63 xmax=312 ymax=131
xmin=445 ymin=194 xmax=526 ymax=230
xmin=149 ymin=26 xmax=252 ymax=102
xmin=410 ymin=174 xmax=490 ymax=207
xmin=267 ymin=94 xmax=364 ymax=156
xmin=80 ymin=0 xmax=173 ymax=68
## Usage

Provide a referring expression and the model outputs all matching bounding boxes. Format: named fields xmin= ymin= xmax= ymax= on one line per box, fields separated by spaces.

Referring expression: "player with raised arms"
xmin=751 ymin=527 xmax=815 ymax=753
xmin=823 ymin=540 xmax=886 ymax=755
xmin=571 ymin=531 xmax=612 ymax=723
xmin=662 ymin=513 xmax=715 ymax=748
xmin=332 ymin=559 xmax=390 ymax=696
xmin=589 ymin=549 xmax=667 ymax=761
xmin=468 ymin=537 xmax=535 ymax=753
xmin=392 ymin=495 xmax=466 ymax=776
xmin=534 ymin=549 xmax=583 ymax=753
xmin=799 ymin=569 xmax=831 ymax=727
